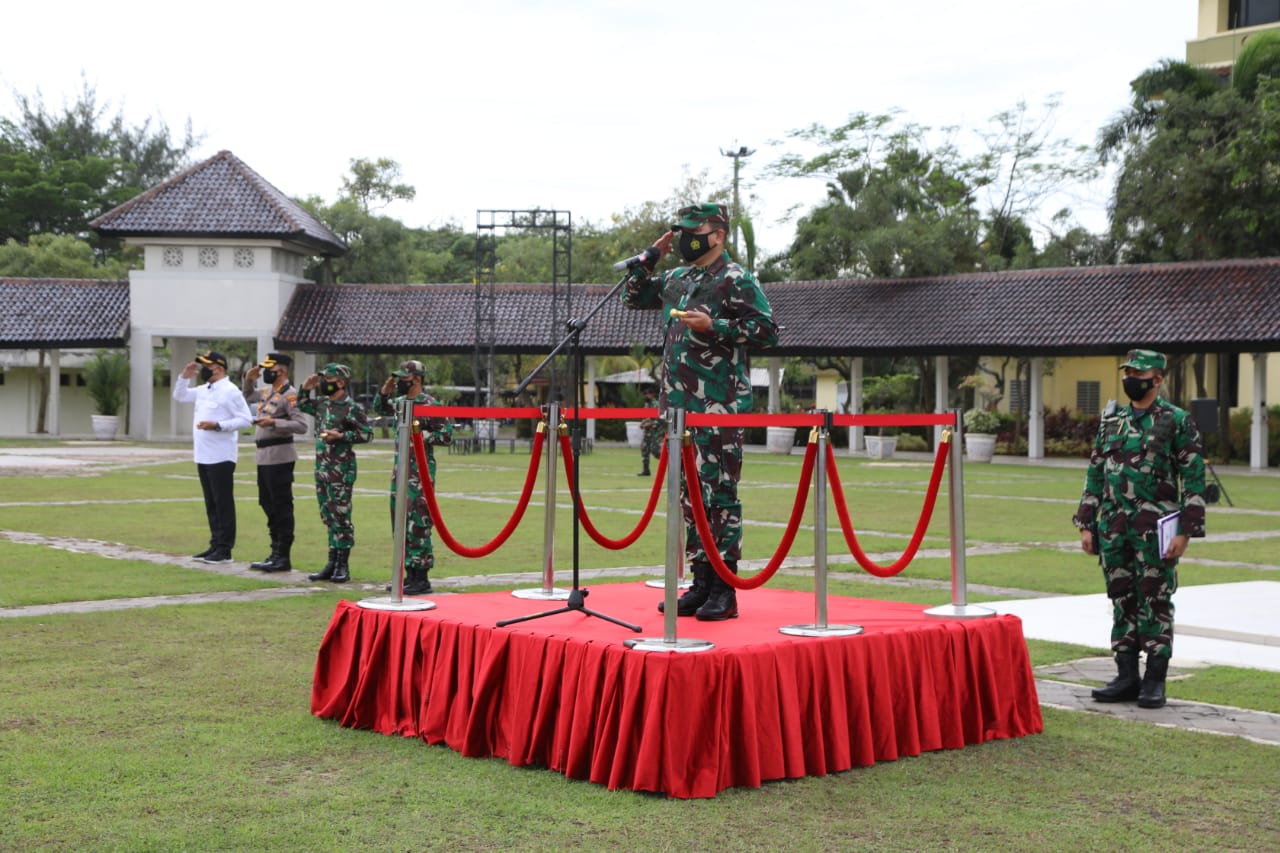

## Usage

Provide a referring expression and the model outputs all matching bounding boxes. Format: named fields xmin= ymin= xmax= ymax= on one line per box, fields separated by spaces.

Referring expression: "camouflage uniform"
xmin=1073 ymin=349 xmax=1205 ymax=708
xmin=638 ymin=391 xmax=662 ymax=475
xmin=622 ymin=203 xmax=778 ymax=619
xmin=297 ymin=365 xmax=372 ymax=555
xmin=373 ymin=363 xmax=452 ymax=585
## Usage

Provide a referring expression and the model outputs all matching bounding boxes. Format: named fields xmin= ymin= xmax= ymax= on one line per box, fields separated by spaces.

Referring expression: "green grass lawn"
xmin=1 ymin=440 xmax=1278 ymax=850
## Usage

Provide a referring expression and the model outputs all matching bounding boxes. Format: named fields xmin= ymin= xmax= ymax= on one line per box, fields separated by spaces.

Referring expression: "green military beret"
xmin=673 ymin=202 xmax=729 ymax=231
xmin=1120 ymin=349 xmax=1167 ymax=371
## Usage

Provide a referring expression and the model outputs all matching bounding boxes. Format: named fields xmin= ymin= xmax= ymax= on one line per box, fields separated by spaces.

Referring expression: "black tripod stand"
xmin=497 ymin=276 xmax=642 ymax=632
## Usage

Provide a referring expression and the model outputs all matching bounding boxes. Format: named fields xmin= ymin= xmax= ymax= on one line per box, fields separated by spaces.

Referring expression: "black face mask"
xmin=321 ymin=381 xmax=341 ymax=397
xmin=677 ymin=230 xmax=716 ymax=263
xmin=199 ymin=366 xmax=214 ymax=383
xmin=262 ymin=369 xmax=279 ymax=384
xmin=1123 ymin=376 xmax=1155 ymax=401
xmin=396 ymin=379 xmax=414 ymax=396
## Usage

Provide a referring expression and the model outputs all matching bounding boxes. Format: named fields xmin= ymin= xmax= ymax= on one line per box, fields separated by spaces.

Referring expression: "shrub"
xmin=962 ymin=407 xmax=1001 ymax=434
xmin=82 ymin=350 xmax=130 ymax=416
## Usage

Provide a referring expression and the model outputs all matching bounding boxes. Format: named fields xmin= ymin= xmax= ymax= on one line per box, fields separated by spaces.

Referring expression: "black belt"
xmin=255 ymin=436 xmax=295 ymax=448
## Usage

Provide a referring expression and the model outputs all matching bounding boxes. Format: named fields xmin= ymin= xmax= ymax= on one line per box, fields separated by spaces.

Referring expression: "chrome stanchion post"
xmin=782 ymin=415 xmax=862 ymax=637
xmin=360 ymin=397 xmax=435 ymax=612
xmin=628 ymin=407 xmax=713 ymax=652
xmin=925 ymin=409 xmax=993 ymax=619
xmin=514 ymin=405 xmax=570 ymax=600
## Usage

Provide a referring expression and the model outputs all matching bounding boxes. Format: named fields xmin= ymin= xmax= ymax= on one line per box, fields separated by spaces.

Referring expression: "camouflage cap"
xmin=392 ymin=359 xmax=426 ymax=378
xmin=258 ymin=352 xmax=292 ymax=369
xmin=672 ymin=202 xmax=729 ymax=231
xmin=319 ymin=363 xmax=351 ymax=380
xmin=1120 ymin=349 xmax=1167 ymax=371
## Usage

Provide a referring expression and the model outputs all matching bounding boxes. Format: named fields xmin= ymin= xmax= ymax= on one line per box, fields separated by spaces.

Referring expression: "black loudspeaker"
xmin=1190 ymin=398 xmax=1218 ymax=435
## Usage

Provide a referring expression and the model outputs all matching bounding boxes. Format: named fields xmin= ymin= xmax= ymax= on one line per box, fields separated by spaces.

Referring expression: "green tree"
xmin=0 ymin=233 xmax=136 ymax=278
xmin=0 ymin=78 xmax=198 ymax=256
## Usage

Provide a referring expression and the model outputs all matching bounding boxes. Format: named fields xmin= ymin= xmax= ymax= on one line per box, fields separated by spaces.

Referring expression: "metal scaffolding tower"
xmin=474 ymin=209 xmax=572 ymax=410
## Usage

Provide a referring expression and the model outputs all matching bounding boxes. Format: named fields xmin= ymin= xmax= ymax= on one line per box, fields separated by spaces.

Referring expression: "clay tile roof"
xmin=274 ymin=258 xmax=1280 ymax=357
xmin=0 ymin=278 xmax=130 ymax=348
xmin=89 ymin=150 xmax=346 ymax=257
xmin=275 ymin=283 xmax=661 ymax=354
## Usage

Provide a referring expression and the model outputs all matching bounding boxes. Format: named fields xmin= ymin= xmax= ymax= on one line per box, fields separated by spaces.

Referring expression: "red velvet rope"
xmin=680 ymin=439 xmax=817 ymax=590
xmin=558 ymin=435 xmax=667 ymax=550
xmin=412 ymin=427 xmax=545 ymax=558
xmin=825 ymin=437 xmax=951 ymax=577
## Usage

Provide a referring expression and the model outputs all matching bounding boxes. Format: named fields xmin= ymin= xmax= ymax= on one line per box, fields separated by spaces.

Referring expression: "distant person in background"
xmin=173 ymin=351 xmax=254 ymax=564
xmin=637 ymin=386 xmax=662 ymax=476
xmin=1073 ymin=348 xmax=1207 ymax=710
xmin=242 ymin=353 xmax=307 ymax=573
xmin=373 ymin=360 xmax=452 ymax=595
xmin=297 ymin=363 xmax=373 ymax=583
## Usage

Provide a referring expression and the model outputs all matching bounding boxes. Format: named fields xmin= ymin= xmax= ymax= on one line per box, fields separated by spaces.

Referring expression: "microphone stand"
xmin=498 ymin=274 xmax=642 ymax=632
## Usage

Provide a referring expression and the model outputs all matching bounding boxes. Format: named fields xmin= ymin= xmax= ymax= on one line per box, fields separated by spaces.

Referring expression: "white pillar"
xmin=767 ymin=356 xmax=782 ymax=413
xmin=296 ymin=351 xmax=317 ymax=383
xmin=129 ymin=333 xmax=153 ymax=439
xmin=170 ymin=337 xmax=197 ymax=439
xmin=47 ymin=349 xmax=61 ymax=436
xmin=256 ymin=335 xmax=273 ymax=362
xmin=934 ymin=355 xmax=948 ymax=449
xmin=1029 ymin=357 xmax=1045 ymax=459
xmin=850 ymin=356 xmax=864 ymax=453
xmin=1252 ymin=352 xmax=1268 ymax=471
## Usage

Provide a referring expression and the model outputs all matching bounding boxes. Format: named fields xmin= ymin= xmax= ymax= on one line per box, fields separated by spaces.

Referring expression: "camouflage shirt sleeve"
xmin=345 ymin=401 xmax=374 ymax=445
xmin=1174 ymin=408 xmax=1207 ymax=537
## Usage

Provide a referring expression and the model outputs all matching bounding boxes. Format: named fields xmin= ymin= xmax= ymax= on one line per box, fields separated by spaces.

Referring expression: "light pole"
xmin=720 ymin=144 xmax=754 ymax=256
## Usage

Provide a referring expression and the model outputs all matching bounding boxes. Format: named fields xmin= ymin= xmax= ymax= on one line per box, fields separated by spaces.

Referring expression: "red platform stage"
xmin=310 ymin=583 xmax=1042 ymax=798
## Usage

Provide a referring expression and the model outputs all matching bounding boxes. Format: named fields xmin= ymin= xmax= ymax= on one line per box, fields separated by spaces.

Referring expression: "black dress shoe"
xmin=258 ymin=558 xmax=292 ymax=573
xmin=249 ymin=554 xmax=278 ymax=570
xmin=199 ymin=551 xmax=234 ymax=564
xmin=192 ymin=547 xmax=214 ymax=560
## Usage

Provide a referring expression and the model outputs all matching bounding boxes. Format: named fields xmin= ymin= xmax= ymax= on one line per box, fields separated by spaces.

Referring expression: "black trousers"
xmin=257 ymin=461 xmax=296 ymax=547
xmin=197 ymin=461 xmax=237 ymax=552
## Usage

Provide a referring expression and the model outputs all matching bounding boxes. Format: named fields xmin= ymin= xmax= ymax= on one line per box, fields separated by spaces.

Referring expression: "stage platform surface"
xmin=311 ymin=583 xmax=1043 ymax=798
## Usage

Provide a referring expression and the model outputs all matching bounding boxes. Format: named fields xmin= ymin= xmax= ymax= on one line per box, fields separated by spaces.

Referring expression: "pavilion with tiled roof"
xmin=1 ymin=149 xmax=1276 ymax=466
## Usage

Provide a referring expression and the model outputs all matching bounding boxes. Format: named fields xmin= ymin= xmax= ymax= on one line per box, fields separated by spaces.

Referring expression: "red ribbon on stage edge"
xmin=680 ymin=439 xmax=817 ymax=591
xmin=412 ymin=428 xmax=545 ymax=558
xmin=825 ymin=437 xmax=951 ymax=577
xmin=558 ymin=435 xmax=667 ymax=550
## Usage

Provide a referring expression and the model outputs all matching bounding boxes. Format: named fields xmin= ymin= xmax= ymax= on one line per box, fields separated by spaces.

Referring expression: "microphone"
xmin=612 ymin=246 xmax=659 ymax=272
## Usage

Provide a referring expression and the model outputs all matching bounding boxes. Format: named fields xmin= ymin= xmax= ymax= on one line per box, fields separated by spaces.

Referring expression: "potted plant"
xmin=963 ymin=407 xmax=1001 ymax=462
xmin=83 ymin=349 xmax=130 ymax=440
xmin=863 ymin=373 xmax=917 ymax=459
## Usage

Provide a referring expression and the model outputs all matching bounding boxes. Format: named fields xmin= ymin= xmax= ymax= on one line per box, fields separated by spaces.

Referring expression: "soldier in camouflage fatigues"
xmin=1073 ymin=349 xmax=1206 ymax=709
xmin=373 ymin=359 xmax=452 ymax=596
xmin=637 ymin=387 xmax=662 ymax=476
xmin=622 ymin=202 xmax=778 ymax=621
xmin=297 ymin=363 xmax=373 ymax=583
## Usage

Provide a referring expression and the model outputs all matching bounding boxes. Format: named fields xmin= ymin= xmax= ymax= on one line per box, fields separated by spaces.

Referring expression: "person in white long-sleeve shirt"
xmin=173 ymin=351 xmax=254 ymax=563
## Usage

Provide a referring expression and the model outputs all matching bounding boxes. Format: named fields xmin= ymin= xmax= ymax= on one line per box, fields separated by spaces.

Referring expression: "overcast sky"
xmin=4 ymin=0 xmax=1198 ymax=257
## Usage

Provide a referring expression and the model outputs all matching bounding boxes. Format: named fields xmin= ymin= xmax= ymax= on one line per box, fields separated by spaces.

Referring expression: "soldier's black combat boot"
xmin=308 ymin=548 xmax=338 ymax=581
xmin=328 ymin=549 xmax=350 ymax=584
xmin=259 ymin=541 xmax=292 ymax=573
xmin=637 ymin=459 xmax=650 ymax=476
xmin=1137 ymin=655 xmax=1169 ymax=709
xmin=251 ymin=538 xmax=279 ymax=571
xmin=658 ymin=561 xmax=710 ymax=616
xmin=403 ymin=567 xmax=433 ymax=596
xmin=1091 ymin=651 xmax=1141 ymax=702
xmin=695 ymin=560 xmax=739 ymax=621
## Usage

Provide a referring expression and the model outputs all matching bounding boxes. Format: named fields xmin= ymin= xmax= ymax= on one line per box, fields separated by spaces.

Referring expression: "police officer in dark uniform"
xmin=243 ymin=353 xmax=308 ymax=572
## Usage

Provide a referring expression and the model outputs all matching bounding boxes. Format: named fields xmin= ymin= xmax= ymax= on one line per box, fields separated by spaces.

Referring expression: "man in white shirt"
xmin=173 ymin=351 xmax=254 ymax=563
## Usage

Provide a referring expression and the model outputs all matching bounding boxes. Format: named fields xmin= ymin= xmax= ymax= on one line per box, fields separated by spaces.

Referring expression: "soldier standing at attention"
xmin=637 ymin=386 xmax=662 ymax=477
xmin=374 ymin=360 xmax=452 ymax=596
xmin=621 ymin=203 xmax=778 ymax=621
xmin=1073 ymin=349 xmax=1207 ymax=709
xmin=297 ymin=363 xmax=372 ymax=583
xmin=243 ymin=353 xmax=308 ymax=573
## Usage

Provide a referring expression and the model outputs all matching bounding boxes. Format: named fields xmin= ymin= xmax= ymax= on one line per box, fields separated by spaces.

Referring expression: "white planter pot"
xmin=965 ymin=433 xmax=997 ymax=463
xmin=91 ymin=413 xmax=120 ymax=440
xmin=475 ymin=419 xmax=499 ymax=440
xmin=625 ymin=421 xmax=644 ymax=448
xmin=865 ymin=435 xmax=897 ymax=459
xmin=766 ymin=426 xmax=797 ymax=455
